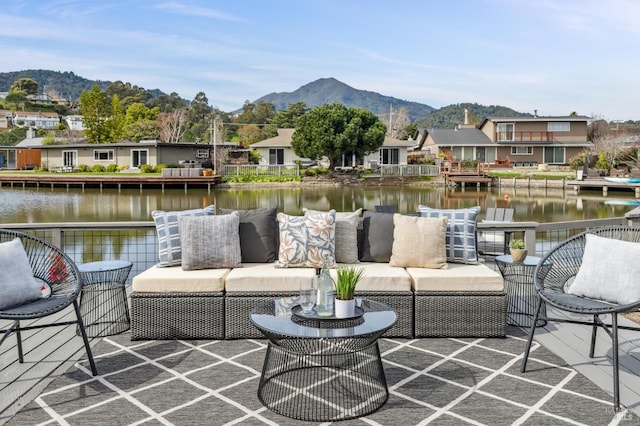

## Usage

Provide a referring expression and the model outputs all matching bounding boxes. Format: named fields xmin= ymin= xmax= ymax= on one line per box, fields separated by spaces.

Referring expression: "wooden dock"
xmin=568 ymin=178 xmax=640 ymax=197
xmin=0 ymin=174 xmax=222 ymax=191
xmin=441 ymin=161 xmax=493 ymax=186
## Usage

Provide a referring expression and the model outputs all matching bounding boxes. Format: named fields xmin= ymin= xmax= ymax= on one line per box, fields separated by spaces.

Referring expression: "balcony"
xmin=496 ymin=131 xmax=555 ymax=143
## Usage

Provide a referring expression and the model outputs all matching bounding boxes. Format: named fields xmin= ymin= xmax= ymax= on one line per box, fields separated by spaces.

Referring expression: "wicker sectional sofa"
xmin=130 ymin=207 xmax=505 ymax=340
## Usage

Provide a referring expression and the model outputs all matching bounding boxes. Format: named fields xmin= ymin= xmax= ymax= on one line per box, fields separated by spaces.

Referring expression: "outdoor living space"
xmin=2 ymin=308 xmax=640 ymax=425
xmin=2 ymin=217 xmax=640 ymax=424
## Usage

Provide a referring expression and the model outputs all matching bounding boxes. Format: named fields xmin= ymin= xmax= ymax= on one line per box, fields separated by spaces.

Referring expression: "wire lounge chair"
xmin=521 ymin=226 xmax=640 ymax=411
xmin=0 ymin=229 xmax=98 ymax=376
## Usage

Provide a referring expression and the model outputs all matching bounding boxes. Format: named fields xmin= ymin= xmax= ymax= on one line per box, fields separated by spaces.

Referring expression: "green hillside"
xmin=0 ymin=70 xmax=111 ymax=100
xmin=418 ymin=103 xmax=531 ymax=129
xmin=253 ymin=77 xmax=435 ymax=123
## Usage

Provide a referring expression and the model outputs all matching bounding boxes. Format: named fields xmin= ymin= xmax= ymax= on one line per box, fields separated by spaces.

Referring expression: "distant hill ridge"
xmin=0 ymin=70 xmax=528 ymax=127
xmin=253 ymin=77 xmax=435 ymax=122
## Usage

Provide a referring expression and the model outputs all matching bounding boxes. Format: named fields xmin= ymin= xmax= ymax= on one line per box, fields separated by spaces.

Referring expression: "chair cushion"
xmin=0 ymin=238 xmax=44 ymax=310
xmin=276 ymin=211 xmax=336 ymax=268
xmin=330 ymin=262 xmax=411 ymax=292
xmin=567 ymin=233 xmax=640 ymax=305
xmin=151 ymin=205 xmax=215 ymax=267
xmin=225 ymin=263 xmax=317 ymax=292
xmin=179 ymin=213 xmax=241 ymax=270
xmin=132 ymin=265 xmax=228 ymax=292
xmin=359 ymin=210 xmax=394 ymax=262
xmin=220 ymin=207 xmax=278 ymax=263
xmin=304 ymin=208 xmax=361 ymax=264
xmin=408 ymin=263 xmax=504 ymax=292
xmin=390 ymin=214 xmax=448 ymax=269
xmin=418 ymin=205 xmax=480 ymax=264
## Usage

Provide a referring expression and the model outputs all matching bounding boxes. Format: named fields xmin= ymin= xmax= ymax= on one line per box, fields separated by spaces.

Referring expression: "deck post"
xmin=603 ymin=186 xmax=608 ymax=196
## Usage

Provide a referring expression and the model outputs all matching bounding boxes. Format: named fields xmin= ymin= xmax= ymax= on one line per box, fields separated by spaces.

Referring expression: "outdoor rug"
xmin=6 ymin=328 xmax=636 ymax=425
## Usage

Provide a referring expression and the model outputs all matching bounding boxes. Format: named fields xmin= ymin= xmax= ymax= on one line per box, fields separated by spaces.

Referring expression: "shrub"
xmin=155 ymin=163 xmax=167 ymax=171
xmin=594 ymin=153 xmax=611 ymax=171
xmin=92 ymin=164 xmax=106 ymax=173
xmin=77 ymin=164 xmax=90 ymax=172
xmin=117 ymin=165 xmax=129 ymax=172
xmin=105 ymin=164 xmax=119 ymax=173
xmin=568 ymin=152 xmax=587 ymax=170
xmin=140 ymin=164 xmax=155 ymax=173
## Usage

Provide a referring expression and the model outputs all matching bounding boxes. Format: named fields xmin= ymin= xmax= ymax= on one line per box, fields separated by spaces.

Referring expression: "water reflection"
xmin=0 ymin=185 xmax=637 ymax=223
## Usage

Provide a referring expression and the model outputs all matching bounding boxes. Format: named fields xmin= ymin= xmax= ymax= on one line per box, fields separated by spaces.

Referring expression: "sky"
xmin=2 ymin=0 xmax=639 ymax=121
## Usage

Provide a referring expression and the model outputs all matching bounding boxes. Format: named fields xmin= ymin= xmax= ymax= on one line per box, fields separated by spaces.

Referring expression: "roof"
xmin=250 ymin=128 xmax=295 ymax=148
xmin=479 ymin=115 xmax=590 ymax=127
xmin=427 ymin=128 xmax=493 ymax=146
xmin=251 ymin=128 xmax=413 ymax=148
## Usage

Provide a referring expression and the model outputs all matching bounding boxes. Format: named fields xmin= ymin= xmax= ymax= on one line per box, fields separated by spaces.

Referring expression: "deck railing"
xmin=223 ymin=164 xmax=439 ymax=178
xmin=2 ymin=208 xmax=639 ymax=282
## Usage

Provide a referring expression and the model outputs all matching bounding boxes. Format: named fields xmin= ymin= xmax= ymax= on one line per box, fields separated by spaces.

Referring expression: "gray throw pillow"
xmin=359 ymin=210 xmax=395 ymax=262
xmin=418 ymin=205 xmax=480 ymax=264
xmin=152 ymin=205 xmax=215 ymax=267
xmin=0 ymin=238 xmax=42 ymax=310
xmin=178 ymin=212 xmax=241 ymax=270
xmin=220 ymin=207 xmax=278 ymax=263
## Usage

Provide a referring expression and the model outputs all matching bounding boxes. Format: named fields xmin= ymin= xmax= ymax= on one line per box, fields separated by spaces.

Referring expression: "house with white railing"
xmin=12 ymin=111 xmax=60 ymax=130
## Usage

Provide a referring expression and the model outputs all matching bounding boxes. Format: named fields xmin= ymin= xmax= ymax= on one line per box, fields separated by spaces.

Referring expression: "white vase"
xmin=334 ymin=298 xmax=355 ymax=318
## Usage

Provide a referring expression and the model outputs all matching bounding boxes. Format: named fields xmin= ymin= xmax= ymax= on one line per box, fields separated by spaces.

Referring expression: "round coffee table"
xmin=250 ymin=298 xmax=397 ymax=422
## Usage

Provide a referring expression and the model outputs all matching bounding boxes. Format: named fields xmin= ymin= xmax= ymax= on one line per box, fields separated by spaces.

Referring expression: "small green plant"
xmin=92 ymin=164 xmax=106 ymax=173
xmin=105 ymin=164 xmax=119 ymax=173
xmin=510 ymin=239 xmax=525 ymax=250
xmin=140 ymin=164 xmax=154 ymax=173
xmin=77 ymin=164 xmax=90 ymax=172
xmin=334 ymin=266 xmax=364 ymax=300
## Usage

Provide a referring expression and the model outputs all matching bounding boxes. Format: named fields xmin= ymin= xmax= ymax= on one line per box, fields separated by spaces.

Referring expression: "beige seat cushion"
xmin=225 ymin=263 xmax=317 ymax=292
xmin=132 ymin=265 xmax=229 ymax=293
xmin=331 ymin=262 xmax=411 ymax=292
xmin=408 ymin=263 xmax=503 ymax=292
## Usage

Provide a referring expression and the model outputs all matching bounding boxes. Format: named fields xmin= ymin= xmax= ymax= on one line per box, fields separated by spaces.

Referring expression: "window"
xmin=62 ymin=150 xmax=77 ymax=167
xmin=511 ymin=146 xmax=533 ymax=155
xmin=131 ymin=149 xmax=148 ymax=168
xmin=544 ymin=147 xmax=565 ymax=164
xmin=196 ymin=149 xmax=209 ymax=159
xmin=497 ymin=123 xmax=514 ymax=141
xmin=269 ymin=148 xmax=284 ymax=165
xmin=452 ymin=146 xmax=474 ymax=161
xmin=548 ymin=122 xmax=570 ymax=132
xmin=380 ymin=148 xmax=399 ymax=164
xmin=93 ymin=149 xmax=114 ymax=161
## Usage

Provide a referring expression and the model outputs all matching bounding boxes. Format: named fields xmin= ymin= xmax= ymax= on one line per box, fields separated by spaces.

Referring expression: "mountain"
xmin=252 ymin=77 xmax=435 ymax=122
xmin=417 ymin=102 xmax=532 ymax=129
xmin=0 ymin=70 xmax=111 ymax=101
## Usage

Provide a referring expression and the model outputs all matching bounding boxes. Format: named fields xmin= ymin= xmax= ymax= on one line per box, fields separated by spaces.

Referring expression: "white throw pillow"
xmin=568 ymin=234 xmax=640 ymax=305
xmin=303 ymin=208 xmax=361 ymax=263
xmin=0 ymin=238 xmax=42 ymax=310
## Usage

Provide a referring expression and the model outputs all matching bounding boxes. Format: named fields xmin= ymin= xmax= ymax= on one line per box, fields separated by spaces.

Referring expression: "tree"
xmin=10 ymin=78 xmax=38 ymax=95
xmin=159 ymin=109 xmax=188 ymax=142
xmin=291 ymin=103 xmax=387 ymax=170
xmin=80 ymin=84 xmax=110 ymax=143
xmin=271 ymin=102 xmax=308 ymax=128
xmin=237 ymin=124 xmax=263 ymax=148
xmin=107 ymin=95 xmax=125 ymax=142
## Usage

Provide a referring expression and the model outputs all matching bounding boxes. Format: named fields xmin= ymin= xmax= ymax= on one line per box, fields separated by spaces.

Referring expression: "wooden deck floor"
xmin=2 ymin=305 xmax=640 ymax=423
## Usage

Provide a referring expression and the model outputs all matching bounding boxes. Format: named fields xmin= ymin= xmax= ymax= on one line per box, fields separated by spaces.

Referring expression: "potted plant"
xmin=334 ymin=266 xmax=364 ymax=318
xmin=202 ymin=168 xmax=213 ymax=177
xmin=509 ymin=238 xmax=527 ymax=263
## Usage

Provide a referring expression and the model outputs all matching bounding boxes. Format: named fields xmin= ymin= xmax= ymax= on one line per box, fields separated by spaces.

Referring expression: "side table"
xmin=495 ymin=255 xmax=551 ymax=328
xmin=77 ymin=260 xmax=133 ymax=337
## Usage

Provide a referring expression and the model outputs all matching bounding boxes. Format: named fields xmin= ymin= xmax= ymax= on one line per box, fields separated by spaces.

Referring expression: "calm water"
xmin=0 ymin=185 xmax=638 ymax=224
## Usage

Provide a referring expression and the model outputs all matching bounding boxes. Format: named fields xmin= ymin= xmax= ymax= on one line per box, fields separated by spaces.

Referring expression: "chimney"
xmin=534 ymin=109 xmax=538 ymax=117
xmin=464 ymin=108 xmax=469 ymax=125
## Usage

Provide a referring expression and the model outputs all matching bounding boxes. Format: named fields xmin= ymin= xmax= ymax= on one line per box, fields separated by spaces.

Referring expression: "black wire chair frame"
xmin=0 ymin=229 xmax=98 ymax=376
xmin=521 ymin=226 xmax=640 ymax=412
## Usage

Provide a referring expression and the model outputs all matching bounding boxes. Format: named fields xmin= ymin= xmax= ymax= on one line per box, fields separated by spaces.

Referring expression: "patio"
xmin=2 ymin=306 xmax=640 ymax=425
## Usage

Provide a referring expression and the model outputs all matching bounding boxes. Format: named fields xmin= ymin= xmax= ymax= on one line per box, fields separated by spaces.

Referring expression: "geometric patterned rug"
xmin=6 ymin=328 xmax=635 ymax=425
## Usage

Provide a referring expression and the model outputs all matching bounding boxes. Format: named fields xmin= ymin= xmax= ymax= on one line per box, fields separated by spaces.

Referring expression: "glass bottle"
xmin=315 ymin=258 xmax=335 ymax=317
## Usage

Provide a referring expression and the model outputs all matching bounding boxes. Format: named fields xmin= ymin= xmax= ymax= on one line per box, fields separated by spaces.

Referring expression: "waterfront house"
xmin=12 ymin=111 xmax=60 ymax=130
xmin=421 ymin=114 xmax=593 ymax=166
xmin=0 ymin=109 xmax=11 ymax=129
xmin=250 ymin=128 xmax=413 ymax=168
